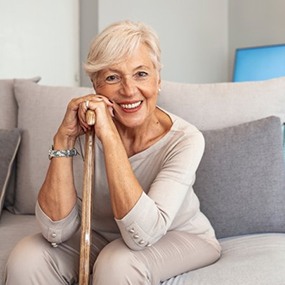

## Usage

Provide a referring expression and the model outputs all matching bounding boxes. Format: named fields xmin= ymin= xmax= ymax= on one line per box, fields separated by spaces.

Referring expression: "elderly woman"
xmin=5 ymin=20 xmax=221 ymax=284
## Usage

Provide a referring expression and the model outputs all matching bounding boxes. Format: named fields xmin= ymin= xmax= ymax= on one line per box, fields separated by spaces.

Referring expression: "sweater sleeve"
xmin=35 ymin=201 xmax=80 ymax=245
xmin=116 ymin=129 xmax=205 ymax=251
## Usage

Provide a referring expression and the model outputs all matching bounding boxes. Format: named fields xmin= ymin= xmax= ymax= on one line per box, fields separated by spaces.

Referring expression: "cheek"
xmin=146 ymin=84 xmax=160 ymax=99
xmin=94 ymin=85 xmax=116 ymax=100
xmin=142 ymin=78 xmax=160 ymax=98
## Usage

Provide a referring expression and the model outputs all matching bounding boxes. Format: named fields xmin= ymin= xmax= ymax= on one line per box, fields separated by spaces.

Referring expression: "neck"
xmin=114 ymin=108 xmax=171 ymax=157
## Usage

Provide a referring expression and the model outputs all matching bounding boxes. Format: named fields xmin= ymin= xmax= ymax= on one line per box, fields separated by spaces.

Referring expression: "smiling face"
xmin=93 ymin=44 xmax=161 ymax=129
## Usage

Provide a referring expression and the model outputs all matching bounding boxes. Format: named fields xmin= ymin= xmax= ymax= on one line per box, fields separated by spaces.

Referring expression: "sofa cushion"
xmin=162 ymin=233 xmax=285 ymax=285
xmin=159 ymin=77 xmax=285 ymax=130
xmin=0 ymin=210 xmax=39 ymax=285
xmin=0 ymin=129 xmax=21 ymax=216
xmin=13 ymin=79 xmax=93 ymax=214
xmin=193 ymin=116 xmax=285 ymax=239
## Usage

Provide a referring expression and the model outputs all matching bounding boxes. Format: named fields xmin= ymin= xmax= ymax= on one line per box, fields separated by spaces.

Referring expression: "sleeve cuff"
xmin=115 ymin=192 xmax=160 ymax=250
xmin=35 ymin=201 xmax=80 ymax=244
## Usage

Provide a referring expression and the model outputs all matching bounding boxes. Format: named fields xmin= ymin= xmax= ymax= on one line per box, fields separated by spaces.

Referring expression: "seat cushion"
xmin=161 ymin=233 xmax=285 ymax=285
xmin=0 ymin=210 xmax=39 ymax=285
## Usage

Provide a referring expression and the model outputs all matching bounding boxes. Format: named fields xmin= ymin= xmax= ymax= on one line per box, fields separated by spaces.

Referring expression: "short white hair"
xmin=84 ymin=20 xmax=162 ymax=80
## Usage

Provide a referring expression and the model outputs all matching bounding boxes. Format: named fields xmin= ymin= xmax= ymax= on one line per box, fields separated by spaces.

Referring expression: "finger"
xmin=85 ymin=99 xmax=90 ymax=110
xmin=87 ymin=97 xmax=104 ymax=109
xmin=77 ymin=94 xmax=113 ymax=129
xmin=78 ymin=98 xmax=100 ymax=125
xmin=108 ymin=106 xmax=114 ymax=117
xmin=78 ymin=101 xmax=90 ymax=130
xmin=90 ymin=95 xmax=113 ymax=107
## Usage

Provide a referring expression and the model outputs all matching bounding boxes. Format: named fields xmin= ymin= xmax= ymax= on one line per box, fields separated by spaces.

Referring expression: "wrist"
xmin=53 ymin=131 xmax=77 ymax=150
xmin=48 ymin=145 xmax=79 ymax=160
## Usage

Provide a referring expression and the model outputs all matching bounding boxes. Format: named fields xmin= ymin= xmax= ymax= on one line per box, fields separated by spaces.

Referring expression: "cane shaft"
xmin=79 ymin=110 xmax=95 ymax=285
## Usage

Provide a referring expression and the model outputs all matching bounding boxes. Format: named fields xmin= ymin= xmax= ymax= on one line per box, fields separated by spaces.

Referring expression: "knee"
xmin=92 ymin=239 xmax=150 ymax=285
xmin=93 ymin=239 xmax=134 ymax=275
xmin=6 ymin=234 xmax=50 ymax=277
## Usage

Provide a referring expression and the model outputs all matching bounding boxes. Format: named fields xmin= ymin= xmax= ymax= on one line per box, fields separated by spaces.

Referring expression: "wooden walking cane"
xmin=79 ymin=109 xmax=96 ymax=285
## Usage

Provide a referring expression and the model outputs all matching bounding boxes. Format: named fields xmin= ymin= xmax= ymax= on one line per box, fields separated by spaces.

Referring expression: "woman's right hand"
xmin=54 ymin=94 xmax=114 ymax=149
xmin=53 ymin=95 xmax=95 ymax=149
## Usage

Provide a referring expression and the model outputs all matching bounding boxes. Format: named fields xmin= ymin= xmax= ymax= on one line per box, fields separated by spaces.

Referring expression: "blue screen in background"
xmin=233 ymin=44 xmax=285 ymax=82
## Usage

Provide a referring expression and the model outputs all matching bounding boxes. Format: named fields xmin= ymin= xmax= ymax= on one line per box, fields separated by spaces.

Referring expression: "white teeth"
xmin=120 ymin=101 xmax=142 ymax=109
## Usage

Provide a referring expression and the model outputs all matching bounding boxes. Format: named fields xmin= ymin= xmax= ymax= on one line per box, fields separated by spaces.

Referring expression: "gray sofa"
xmin=0 ymin=77 xmax=285 ymax=285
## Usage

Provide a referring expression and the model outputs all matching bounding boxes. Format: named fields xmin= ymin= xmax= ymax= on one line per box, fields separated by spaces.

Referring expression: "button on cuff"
xmin=47 ymin=228 xmax=62 ymax=244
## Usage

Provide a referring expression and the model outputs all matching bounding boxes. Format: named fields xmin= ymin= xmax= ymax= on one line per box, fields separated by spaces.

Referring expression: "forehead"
xmin=105 ymin=44 xmax=155 ymax=73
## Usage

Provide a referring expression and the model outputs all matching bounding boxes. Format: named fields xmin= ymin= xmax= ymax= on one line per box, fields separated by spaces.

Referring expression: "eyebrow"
xmin=106 ymin=65 xmax=151 ymax=74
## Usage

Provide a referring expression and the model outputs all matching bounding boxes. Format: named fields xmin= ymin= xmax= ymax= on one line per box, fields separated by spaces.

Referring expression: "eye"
xmin=134 ymin=71 xmax=149 ymax=80
xmin=105 ymin=74 xmax=121 ymax=84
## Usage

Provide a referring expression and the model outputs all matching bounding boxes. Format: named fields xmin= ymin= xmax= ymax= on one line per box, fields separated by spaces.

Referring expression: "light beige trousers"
xmin=5 ymin=230 xmax=221 ymax=285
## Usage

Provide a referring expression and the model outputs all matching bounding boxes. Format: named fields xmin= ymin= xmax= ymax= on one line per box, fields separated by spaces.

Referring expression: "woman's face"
xmin=94 ymin=44 xmax=161 ymax=128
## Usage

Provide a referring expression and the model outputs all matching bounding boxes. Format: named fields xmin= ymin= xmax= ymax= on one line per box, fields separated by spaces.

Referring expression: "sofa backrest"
xmin=158 ymin=77 xmax=285 ymax=130
xmin=1 ymin=77 xmax=285 ymax=238
xmin=0 ymin=79 xmax=18 ymax=130
xmin=0 ymin=78 xmax=40 ymax=211
xmin=12 ymin=79 xmax=93 ymax=214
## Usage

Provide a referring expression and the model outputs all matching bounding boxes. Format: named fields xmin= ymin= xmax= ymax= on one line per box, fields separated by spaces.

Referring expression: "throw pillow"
xmin=193 ymin=116 xmax=285 ymax=239
xmin=0 ymin=129 xmax=21 ymax=216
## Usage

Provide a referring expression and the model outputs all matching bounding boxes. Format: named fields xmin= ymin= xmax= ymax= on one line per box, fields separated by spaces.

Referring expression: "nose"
xmin=119 ymin=76 xmax=137 ymax=97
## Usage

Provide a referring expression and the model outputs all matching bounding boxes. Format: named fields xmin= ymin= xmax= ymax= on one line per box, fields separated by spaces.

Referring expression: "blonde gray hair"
xmin=84 ymin=20 xmax=161 ymax=80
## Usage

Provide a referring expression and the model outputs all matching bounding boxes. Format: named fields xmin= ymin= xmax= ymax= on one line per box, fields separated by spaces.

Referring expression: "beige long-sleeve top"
xmin=36 ymin=110 xmax=219 ymax=251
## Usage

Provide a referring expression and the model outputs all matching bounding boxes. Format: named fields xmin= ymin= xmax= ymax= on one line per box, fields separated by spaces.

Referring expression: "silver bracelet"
xmin=48 ymin=146 xmax=79 ymax=160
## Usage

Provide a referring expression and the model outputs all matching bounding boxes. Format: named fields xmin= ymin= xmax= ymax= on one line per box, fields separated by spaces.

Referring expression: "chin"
xmin=115 ymin=116 xmax=146 ymax=129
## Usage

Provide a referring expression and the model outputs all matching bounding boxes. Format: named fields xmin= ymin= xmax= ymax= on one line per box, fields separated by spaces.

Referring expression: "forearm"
xmin=102 ymin=131 xmax=143 ymax=219
xmin=38 ymin=132 xmax=78 ymax=221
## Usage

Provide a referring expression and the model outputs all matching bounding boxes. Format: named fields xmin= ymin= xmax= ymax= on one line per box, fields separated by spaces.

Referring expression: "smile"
xmin=119 ymin=101 xmax=142 ymax=110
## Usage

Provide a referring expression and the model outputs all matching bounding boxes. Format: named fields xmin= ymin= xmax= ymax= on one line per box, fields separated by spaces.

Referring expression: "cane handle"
xmin=86 ymin=110 xmax=96 ymax=126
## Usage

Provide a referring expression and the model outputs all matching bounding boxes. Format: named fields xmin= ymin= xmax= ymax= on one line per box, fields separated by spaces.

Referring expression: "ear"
xmin=157 ymin=71 xmax=161 ymax=85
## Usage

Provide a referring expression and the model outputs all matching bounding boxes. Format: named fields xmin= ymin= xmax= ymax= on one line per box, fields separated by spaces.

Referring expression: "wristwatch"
xmin=48 ymin=146 xmax=79 ymax=160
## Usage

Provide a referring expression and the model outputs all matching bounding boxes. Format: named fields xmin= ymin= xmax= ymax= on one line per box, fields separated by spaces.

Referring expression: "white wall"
xmin=228 ymin=0 xmax=285 ymax=80
xmin=0 ymin=0 xmax=79 ymax=86
xmin=97 ymin=0 xmax=228 ymax=84
xmin=80 ymin=0 xmax=98 ymax=87
xmin=2 ymin=1 xmax=284 ymax=85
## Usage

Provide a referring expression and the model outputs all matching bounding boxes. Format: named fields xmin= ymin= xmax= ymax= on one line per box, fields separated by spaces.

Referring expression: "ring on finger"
xmin=94 ymin=96 xmax=103 ymax=101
